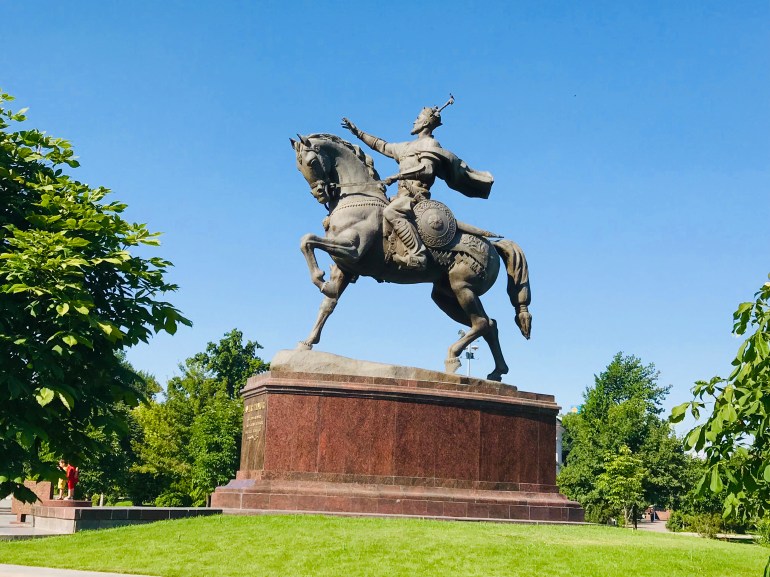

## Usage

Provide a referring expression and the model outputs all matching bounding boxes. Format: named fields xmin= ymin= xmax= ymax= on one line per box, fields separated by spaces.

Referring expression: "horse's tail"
xmin=493 ymin=240 xmax=531 ymax=339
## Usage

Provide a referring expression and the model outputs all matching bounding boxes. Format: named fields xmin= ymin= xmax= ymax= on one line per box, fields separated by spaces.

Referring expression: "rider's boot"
xmin=391 ymin=218 xmax=428 ymax=271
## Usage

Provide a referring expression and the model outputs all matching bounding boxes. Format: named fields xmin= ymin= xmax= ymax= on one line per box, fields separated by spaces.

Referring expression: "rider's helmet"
xmin=411 ymin=107 xmax=442 ymax=134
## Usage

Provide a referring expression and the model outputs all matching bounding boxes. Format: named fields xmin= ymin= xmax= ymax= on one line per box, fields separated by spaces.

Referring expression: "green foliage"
xmin=595 ymin=445 xmax=646 ymax=526
xmin=692 ymin=513 xmax=723 ymax=539
xmin=0 ymin=92 xmax=190 ymax=502
xmin=154 ymin=490 xmax=192 ymax=508
xmin=73 ymin=356 xmax=160 ymax=501
xmin=755 ymin=517 xmax=770 ymax=546
xmin=671 ymin=275 xmax=770 ymax=522
xmin=559 ymin=352 xmax=693 ymax=524
xmin=188 ymin=393 xmax=243 ymax=504
xmin=666 ymin=511 xmax=732 ymax=538
xmin=672 ymin=275 xmax=770 ymax=574
xmin=131 ymin=329 xmax=266 ymax=505
xmin=192 ymin=328 xmax=268 ymax=397
xmin=581 ymin=352 xmax=670 ymax=421
xmin=666 ymin=509 xmax=688 ymax=532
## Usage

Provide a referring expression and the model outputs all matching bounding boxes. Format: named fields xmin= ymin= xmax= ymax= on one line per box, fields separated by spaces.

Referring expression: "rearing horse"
xmin=290 ymin=133 xmax=531 ymax=382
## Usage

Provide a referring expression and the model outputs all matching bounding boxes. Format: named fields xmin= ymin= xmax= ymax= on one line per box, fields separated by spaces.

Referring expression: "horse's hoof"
xmin=487 ymin=365 xmax=508 ymax=382
xmin=296 ymin=341 xmax=313 ymax=351
xmin=516 ymin=311 xmax=532 ymax=340
xmin=445 ymin=356 xmax=461 ymax=374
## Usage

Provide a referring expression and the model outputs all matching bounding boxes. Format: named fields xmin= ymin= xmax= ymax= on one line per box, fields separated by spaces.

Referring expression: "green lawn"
xmin=0 ymin=515 xmax=766 ymax=577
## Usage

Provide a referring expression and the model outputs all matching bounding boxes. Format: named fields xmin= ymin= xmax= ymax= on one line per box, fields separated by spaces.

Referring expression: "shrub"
xmin=584 ymin=502 xmax=618 ymax=525
xmin=693 ymin=513 xmax=722 ymax=539
xmin=666 ymin=510 xmax=688 ymax=532
xmin=667 ymin=511 xmax=727 ymax=539
xmin=754 ymin=517 xmax=770 ymax=545
xmin=155 ymin=491 xmax=192 ymax=508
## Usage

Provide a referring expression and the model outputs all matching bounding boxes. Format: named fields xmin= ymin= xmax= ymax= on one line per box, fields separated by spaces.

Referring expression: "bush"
xmin=693 ymin=513 xmax=722 ymax=539
xmin=584 ymin=502 xmax=618 ymax=525
xmin=666 ymin=510 xmax=688 ymax=532
xmin=667 ymin=511 xmax=727 ymax=538
xmin=155 ymin=491 xmax=192 ymax=508
xmin=754 ymin=517 xmax=770 ymax=545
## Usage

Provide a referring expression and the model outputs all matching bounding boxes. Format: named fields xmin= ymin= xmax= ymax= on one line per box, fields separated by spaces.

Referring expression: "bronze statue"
xmin=291 ymin=100 xmax=531 ymax=381
xmin=341 ymin=95 xmax=494 ymax=271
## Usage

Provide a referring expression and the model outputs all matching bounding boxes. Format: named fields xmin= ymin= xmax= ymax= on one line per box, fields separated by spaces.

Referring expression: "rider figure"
xmin=342 ymin=97 xmax=493 ymax=271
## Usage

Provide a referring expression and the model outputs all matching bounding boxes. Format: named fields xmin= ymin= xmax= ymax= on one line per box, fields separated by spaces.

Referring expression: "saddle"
xmin=384 ymin=200 xmax=495 ymax=276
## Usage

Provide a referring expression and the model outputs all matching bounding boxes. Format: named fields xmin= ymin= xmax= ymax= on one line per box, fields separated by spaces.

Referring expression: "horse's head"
xmin=292 ymin=133 xmax=387 ymax=208
xmin=291 ymin=134 xmax=334 ymax=205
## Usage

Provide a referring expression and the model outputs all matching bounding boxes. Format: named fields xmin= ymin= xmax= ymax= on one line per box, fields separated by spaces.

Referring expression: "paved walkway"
xmin=633 ymin=518 xmax=671 ymax=533
xmin=0 ymin=514 xmax=61 ymax=540
xmin=0 ymin=514 xmax=157 ymax=576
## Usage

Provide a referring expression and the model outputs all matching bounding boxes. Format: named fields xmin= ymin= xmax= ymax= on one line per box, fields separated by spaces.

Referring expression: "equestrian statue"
xmin=291 ymin=96 xmax=531 ymax=382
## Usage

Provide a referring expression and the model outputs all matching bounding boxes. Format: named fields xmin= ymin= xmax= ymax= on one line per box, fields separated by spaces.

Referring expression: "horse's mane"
xmin=308 ymin=133 xmax=383 ymax=187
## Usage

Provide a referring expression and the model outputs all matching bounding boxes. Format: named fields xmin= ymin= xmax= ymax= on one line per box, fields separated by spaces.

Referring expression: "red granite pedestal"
xmin=212 ymin=356 xmax=583 ymax=523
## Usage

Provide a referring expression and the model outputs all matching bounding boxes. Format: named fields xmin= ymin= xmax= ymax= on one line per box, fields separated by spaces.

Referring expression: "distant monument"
xmin=212 ymin=99 xmax=583 ymax=523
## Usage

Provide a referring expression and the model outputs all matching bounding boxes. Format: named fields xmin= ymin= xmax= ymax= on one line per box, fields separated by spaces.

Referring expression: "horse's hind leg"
xmin=483 ymin=319 xmax=509 ymax=382
xmin=298 ymin=264 xmax=350 ymax=350
xmin=432 ymin=276 xmax=509 ymax=381
xmin=431 ymin=283 xmax=469 ymax=374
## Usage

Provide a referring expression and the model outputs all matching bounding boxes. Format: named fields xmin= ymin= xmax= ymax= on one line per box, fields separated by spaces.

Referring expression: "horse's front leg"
xmin=298 ymin=264 xmax=351 ymax=350
xmin=299 ymin=232 xmax=360 ymax=294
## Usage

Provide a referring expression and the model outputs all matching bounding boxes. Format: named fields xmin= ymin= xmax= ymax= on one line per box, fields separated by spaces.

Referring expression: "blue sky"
xmin=2 ymin=1 xmax=768 ymax=416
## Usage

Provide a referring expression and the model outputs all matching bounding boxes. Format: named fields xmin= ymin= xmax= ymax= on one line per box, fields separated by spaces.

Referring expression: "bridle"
xmin=300 ymin=140 xmax=387 ymax=215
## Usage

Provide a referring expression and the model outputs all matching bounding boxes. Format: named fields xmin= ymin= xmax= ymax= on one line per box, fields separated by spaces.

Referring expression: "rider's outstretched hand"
xmin=341 ymin=117 xmax=359 ymax=137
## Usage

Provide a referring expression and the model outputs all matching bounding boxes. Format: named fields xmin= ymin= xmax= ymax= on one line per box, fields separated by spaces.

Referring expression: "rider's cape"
xmin=422 ymin=148 xmax=494 ymax=199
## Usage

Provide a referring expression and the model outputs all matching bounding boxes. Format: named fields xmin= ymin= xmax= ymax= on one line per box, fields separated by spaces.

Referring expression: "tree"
xmin=672 ymin=275 xmax=770 ymax=532
xmin=132 ymin=329 xmax=267 ymax=505
xmin=192 ymin=328 xmax=268 ymax=397
xmin=0 ymin=92 xmax=190 ymax=501
xmin=559 ymin=353 xmax=692 ymax=523
xmin=188 ymin=392 xmax=242 ymax=504
xmin=596 ymin=445 xmax=646 ymax=526
xmin=75 ymin=359 xmax=160 ymax=503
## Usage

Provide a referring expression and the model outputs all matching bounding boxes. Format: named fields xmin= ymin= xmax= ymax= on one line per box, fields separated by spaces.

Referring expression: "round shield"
xmin=414 ymin=200 xmax=457 ymax=248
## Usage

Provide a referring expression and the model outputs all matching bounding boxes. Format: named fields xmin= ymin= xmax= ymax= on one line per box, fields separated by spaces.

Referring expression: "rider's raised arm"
xmin=341 ymin=117 xmax=396 ymax=159
xmin=358 ymin=131 xmax=397 ymax=159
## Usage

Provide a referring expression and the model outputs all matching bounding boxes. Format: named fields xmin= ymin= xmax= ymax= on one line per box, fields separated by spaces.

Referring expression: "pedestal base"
xmin=214 ymin=479 xmax=583 ymax=522
xmin=212 ymin=351 xmax=583 ymax=523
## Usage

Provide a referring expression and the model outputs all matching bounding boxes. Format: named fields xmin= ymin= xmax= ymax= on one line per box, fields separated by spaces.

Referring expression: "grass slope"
xmin=0 ymin=515 xmax=765 ymax=577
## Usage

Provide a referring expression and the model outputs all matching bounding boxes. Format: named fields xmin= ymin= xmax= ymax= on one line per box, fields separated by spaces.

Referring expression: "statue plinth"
xmin=212 ymin=351 xmax=583 ymax=522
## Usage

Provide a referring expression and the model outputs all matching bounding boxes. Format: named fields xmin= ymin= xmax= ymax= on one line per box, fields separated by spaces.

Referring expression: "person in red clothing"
xmin=58 ymin=459 xmax=79 ymax=500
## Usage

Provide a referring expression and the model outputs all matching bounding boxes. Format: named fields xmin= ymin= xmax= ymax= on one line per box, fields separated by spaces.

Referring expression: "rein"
xmin=306 ymin=140 xmax=388 ymax=215
xmin=331 ymin=180 xmax=386 ymax=189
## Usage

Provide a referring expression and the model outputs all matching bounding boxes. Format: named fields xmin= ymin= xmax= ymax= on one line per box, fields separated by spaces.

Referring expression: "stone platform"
xmin=29 ymin=506 xmax=221 ymax=533
xmin=40 ymin=499 xmax=92 ymax=508
xmin=212 ymin=350 xmax=583 ymax=522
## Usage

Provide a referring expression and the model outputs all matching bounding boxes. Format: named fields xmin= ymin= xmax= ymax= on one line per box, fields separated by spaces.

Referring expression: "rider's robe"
xmin=373 ymin=136 xmax=494 ymax=199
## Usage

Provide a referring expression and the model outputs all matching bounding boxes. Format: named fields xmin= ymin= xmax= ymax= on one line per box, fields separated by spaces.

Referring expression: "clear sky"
xmin=3 ymin=1 xmax=768 ymax=417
